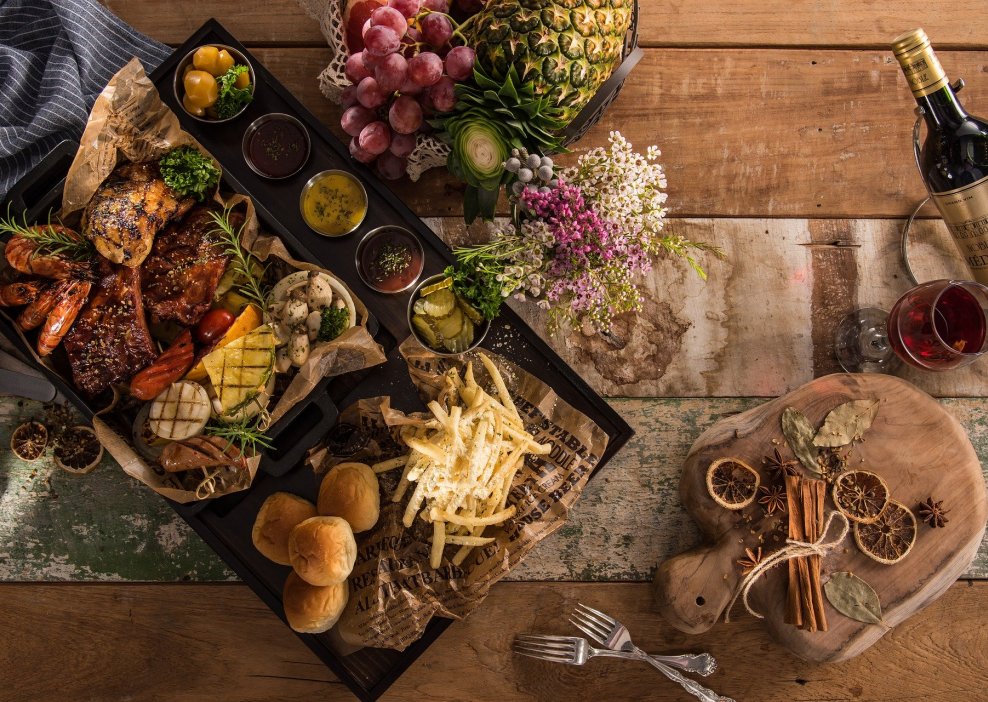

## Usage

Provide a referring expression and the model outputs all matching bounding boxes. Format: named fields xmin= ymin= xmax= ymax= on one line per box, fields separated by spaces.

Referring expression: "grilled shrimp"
xmin=37 ymin=280 xmax=91 ymax=356
xmin=17 ymin=279 xmax=73 ymax=331
xmin=0 ymin=279 xmax=48 ymax=306
xmin=5 ymin=228 xmax=93 ymax=280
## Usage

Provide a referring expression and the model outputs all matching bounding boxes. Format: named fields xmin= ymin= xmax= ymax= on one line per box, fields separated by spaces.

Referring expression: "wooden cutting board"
xmin=652 ymin=373 xmax=987 ymax=662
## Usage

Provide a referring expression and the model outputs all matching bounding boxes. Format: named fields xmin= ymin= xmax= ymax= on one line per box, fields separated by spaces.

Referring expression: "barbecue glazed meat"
xmin=159 ymin=435 xmax=247 ymax=473
xmin=141 ymin=206 xmax=235 ymax=326
xmin=63 ymin=261 xmax=158 ymax=396
xmin=82 ymin=162 xmax=195 ymax=268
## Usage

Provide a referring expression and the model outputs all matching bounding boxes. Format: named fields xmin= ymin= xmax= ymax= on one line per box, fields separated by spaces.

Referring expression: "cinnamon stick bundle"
xmin=784 ymin=474 xmax=828 ymax=632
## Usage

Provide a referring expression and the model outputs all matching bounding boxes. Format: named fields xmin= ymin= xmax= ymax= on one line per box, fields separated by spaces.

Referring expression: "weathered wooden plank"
xmin=428 ymin=216 xmax=988 ymax=398
xmin=3 ymin=396 xmax=986 ymax=582
xmin=245 ymin=47 xmax=983 ymax=219
xmin=106 ymin=0 xmax=988 ymax=49
xmin=1 ymin=580 xmax=986 ymax=701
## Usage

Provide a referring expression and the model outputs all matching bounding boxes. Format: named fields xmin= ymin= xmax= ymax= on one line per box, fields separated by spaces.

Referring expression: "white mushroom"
xmin=333 ymin=297 xmax=345 ymax=309
xmin=306 ymin=272 xmax=335 ymax=310
xmin=289 ymin=331 xmax=310 ymax=367
xmin=306 ymin=309 xmax=323 ymax=342
xmin=275 ymin=344 xmax=293 ymax=373
xmin=272 ymin=320 xmax=292 ymax=346
xmin=284 ymin=289 xmax=308 ymax=325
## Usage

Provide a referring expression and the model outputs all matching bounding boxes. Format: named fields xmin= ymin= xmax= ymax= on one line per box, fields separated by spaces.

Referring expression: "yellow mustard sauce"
xmin=301 ymin=172 xmax=367 ymax=237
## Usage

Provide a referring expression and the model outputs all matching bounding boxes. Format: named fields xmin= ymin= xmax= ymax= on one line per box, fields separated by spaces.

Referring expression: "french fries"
xmin=380 ymin=352 xmax=550 ymax=568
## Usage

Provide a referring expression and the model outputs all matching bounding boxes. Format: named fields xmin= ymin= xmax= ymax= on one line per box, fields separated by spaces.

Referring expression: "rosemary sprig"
xmin=206 ymin=416 xmax=273 ymax=457
xmin=0 ymin=204 xmax=94 ymax=261
xmin=207 ymin=204 xmax=269 ymax=308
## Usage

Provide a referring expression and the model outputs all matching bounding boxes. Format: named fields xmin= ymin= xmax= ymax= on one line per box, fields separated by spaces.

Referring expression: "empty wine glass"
xmin=835 ymin=279 xmax=988 ymax=372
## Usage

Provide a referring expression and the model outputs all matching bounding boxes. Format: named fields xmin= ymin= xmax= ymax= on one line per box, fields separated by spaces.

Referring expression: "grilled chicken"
xmin=141 ymin=206 xmax=235 ymax=326
xmin=63 ymin=261 xmax=158 ymax=397
xmin=82 ymin=162 xmax=195 ymax=268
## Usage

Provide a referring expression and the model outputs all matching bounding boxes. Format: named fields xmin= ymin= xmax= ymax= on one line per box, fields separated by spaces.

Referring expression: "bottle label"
xmin=900 ymin=51 xmax=948 ymax=97
xmin=932 ymin=176 xmax=988 ymax=284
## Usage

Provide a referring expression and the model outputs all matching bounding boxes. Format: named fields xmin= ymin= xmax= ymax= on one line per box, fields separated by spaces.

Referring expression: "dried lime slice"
xmin=832 ymin=470 xmax=889 ymax=524
xmin=705 ymin=457 xmax=760 ymax=510
xmin=854 ymin=500 xmax=917 ymax=565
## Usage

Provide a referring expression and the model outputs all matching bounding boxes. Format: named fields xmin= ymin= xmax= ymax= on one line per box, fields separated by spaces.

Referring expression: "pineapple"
xmin=466 ymin=0 xmax=633 ymax=124
xmin=202 ymin=324 xmax=276 ymax=414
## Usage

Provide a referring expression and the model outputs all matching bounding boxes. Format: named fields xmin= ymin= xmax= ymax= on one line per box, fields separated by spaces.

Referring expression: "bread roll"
xmin=282 ymin=571 xmax=348 ymax=633
xmin=288 ymin=516 xmax=357 ymax=586
xmin=252 ymin=492 xmax=317 ymax=565
xmin=317 ymin=462 xmax=380 ymax=533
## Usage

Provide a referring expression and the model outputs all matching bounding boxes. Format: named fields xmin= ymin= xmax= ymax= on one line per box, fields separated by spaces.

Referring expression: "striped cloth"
xmin=0 ymin=0 xmax=171 ymax=201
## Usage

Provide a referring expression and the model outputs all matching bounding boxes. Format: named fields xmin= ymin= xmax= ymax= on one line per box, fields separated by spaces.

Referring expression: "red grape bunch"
xmin=340 ymin=0 xmax=481 ymax=180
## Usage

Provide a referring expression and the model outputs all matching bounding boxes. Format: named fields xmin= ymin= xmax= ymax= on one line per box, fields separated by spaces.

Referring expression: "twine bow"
xmin=724 ymin=510 xmax=850 ymax=623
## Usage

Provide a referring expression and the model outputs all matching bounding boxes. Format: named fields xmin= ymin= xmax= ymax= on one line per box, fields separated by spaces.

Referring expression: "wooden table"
xmin=2 ymin=2 xmax=987 ymax=699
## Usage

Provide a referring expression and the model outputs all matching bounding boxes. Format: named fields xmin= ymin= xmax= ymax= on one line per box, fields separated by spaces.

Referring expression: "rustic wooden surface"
xmin=2 ymin=1 xmax=988 ymax=700
xmin=655 ymin=374 xmax=987 ymax=662
xmin=2 ymin=581 xmax=988 ymax=702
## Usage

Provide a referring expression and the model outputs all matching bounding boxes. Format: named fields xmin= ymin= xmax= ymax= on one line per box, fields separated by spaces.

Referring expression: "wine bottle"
xmin=892 ymin=29 xmax=988 ymax=284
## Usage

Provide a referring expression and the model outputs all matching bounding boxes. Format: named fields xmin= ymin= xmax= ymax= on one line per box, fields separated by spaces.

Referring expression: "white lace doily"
xmin=296 ymin=0 xmax=450 ymax=181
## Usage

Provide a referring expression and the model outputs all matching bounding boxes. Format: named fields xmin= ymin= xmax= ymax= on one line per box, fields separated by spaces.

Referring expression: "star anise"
xmin=918 ymin=497 xmax=949 ymax=528
xmin=736 ymin=547 xmax=764 ymax=575
xmin=763 ymin=447 xmax=799 ymax=479
xmin=758 ymin=484 xmax=787 ymax=515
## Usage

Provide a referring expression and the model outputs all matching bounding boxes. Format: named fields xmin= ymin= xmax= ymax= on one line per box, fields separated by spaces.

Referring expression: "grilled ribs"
xmin=82 ymin=162 xmax=195 ymax=268
xmin=141 ymin=206 xmax=235 ymax=326
xmin=63 ymin=261 xmax=158 ymax=397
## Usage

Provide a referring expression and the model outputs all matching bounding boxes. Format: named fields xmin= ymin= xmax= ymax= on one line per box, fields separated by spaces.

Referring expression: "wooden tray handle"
xmin=652 ymin=535 xmax=741 ymax=635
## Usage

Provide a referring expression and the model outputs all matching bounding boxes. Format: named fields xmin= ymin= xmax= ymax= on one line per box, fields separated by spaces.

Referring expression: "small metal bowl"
xmin=242 ymin=113 xmax=310 ymax=179
xmin=355 ymin=226 xmax=425 ymax=294
xmin=407 ymin=273 xmax=491 ymax=357
xmin=173 ymin=44 xmax=256 ymax=123
xmin=299 ymin=169 xmax=369 ymax=238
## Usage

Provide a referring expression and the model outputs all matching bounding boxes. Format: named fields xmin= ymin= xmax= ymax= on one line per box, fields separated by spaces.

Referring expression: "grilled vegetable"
xmin=149 ymin=380 xmax=212 ymax=441
xmin=201 ymin=324 xmax=276 ymax=414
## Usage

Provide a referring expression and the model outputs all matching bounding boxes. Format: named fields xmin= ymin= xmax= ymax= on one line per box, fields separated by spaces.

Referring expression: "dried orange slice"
xmin=832 ymin=470 xmax=890 ymax=524
xmin=854 ymin=500 xmax=917 ymax=565
xmin=10 ymin=421 xmax=48 ymax=461
xmin=706 ymin=457 xmax=760 ymax=510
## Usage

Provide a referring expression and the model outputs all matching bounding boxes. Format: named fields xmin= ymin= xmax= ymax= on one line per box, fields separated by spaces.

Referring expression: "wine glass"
xmin=835 ymin=279 xmax=988 ymax=372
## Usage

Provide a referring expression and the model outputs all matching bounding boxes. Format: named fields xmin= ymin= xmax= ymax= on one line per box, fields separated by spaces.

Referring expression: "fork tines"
xmin=512 ymin=634 xmax=578 ymax=662
xmin=569 ymin=602 xmax=614 ymax=644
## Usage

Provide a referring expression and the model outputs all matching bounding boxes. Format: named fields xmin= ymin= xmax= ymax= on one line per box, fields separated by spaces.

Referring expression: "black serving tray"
xmin=3 ymin=20 xmax=635 ymax=701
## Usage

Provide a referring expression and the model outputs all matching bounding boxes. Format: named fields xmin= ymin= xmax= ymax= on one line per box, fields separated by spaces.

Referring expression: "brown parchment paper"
xmin=7 ymin=58 xmax=387 ymax=502
xmin=307 ymin=337 xmax=610 ymax=650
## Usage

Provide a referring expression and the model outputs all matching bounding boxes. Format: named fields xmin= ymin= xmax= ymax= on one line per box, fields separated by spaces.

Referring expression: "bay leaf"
xmin=781 ymin=407 xmax=820 ymax=474
xmin=813 ymin=400 xmax=879 ymax=448
xmin=824 ymin=571 xmax=884 ymax=625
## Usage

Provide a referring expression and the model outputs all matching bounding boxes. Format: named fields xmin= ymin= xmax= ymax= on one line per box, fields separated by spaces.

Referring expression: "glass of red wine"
xmin=835 ymin=279 xmax=988 ymax=372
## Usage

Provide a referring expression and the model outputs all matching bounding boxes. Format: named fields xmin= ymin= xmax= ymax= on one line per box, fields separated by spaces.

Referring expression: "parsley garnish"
xmin=215 ymin=65 xmax=253 ymax=120
xmin=159 ymin=147 xmax=220 ymax=201
xmin=317 ymin=306 xmax=350 ymax=342
xmin=444 ymin=262 xmax=502 ymax=321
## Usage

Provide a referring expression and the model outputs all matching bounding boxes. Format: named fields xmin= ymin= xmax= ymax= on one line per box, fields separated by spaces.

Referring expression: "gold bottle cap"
xmin=891 ymin=29 xmax=929 ymax=58
xmin=891 ymin=28 xmax=948 ymax=98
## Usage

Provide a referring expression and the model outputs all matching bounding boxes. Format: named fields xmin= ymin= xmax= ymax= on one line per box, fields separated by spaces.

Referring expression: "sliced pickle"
xmin=444 ymin=317 xmax=475 ymax=353
xmin=435 ymin=307 xmax=465 ymax=340
xmin=419 ymin=276 xmax=454 ymax=296
xmin=456 ymin=294 xmax=484 ymax=325
xmin=413 ymin=298 xmax=428 ymax=315
xmin=411 ymin=314 xmax=440 ymax=348
xmin=419 ymin=288 xmax=455 ymax=317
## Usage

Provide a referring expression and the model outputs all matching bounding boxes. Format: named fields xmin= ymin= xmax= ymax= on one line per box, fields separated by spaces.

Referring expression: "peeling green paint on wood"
xmin=1 ymin=396 xmax=985 ymax=582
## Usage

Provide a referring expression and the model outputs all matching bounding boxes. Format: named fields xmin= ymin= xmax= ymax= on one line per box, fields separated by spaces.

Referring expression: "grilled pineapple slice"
xmin=202 ymin=324 xmax=276 ymax=414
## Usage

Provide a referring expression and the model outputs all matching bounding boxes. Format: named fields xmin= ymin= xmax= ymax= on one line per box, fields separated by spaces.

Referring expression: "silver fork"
xmin=571 ymin=603 xmax=734 ymax=702
xmin=514 ymin=634 xmax=704 ymax=674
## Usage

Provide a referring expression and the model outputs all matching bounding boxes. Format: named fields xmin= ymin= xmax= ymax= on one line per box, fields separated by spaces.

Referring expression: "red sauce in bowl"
xmin=356 ymin=227 xmax=425 ymax=294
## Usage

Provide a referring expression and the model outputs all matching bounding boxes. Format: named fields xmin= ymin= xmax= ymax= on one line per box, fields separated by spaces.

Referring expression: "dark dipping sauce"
xmin=244 ymin=114 xmax=309 ymax=179
xmin=356 ymin=227 xmax=425 ymax=294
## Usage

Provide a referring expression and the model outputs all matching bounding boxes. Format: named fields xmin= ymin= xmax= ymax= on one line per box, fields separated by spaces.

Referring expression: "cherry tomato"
xmin=183 ymin=70 xmax=218 ymax=109
xmin=195 ymin=308 xmax=236 ymax=345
